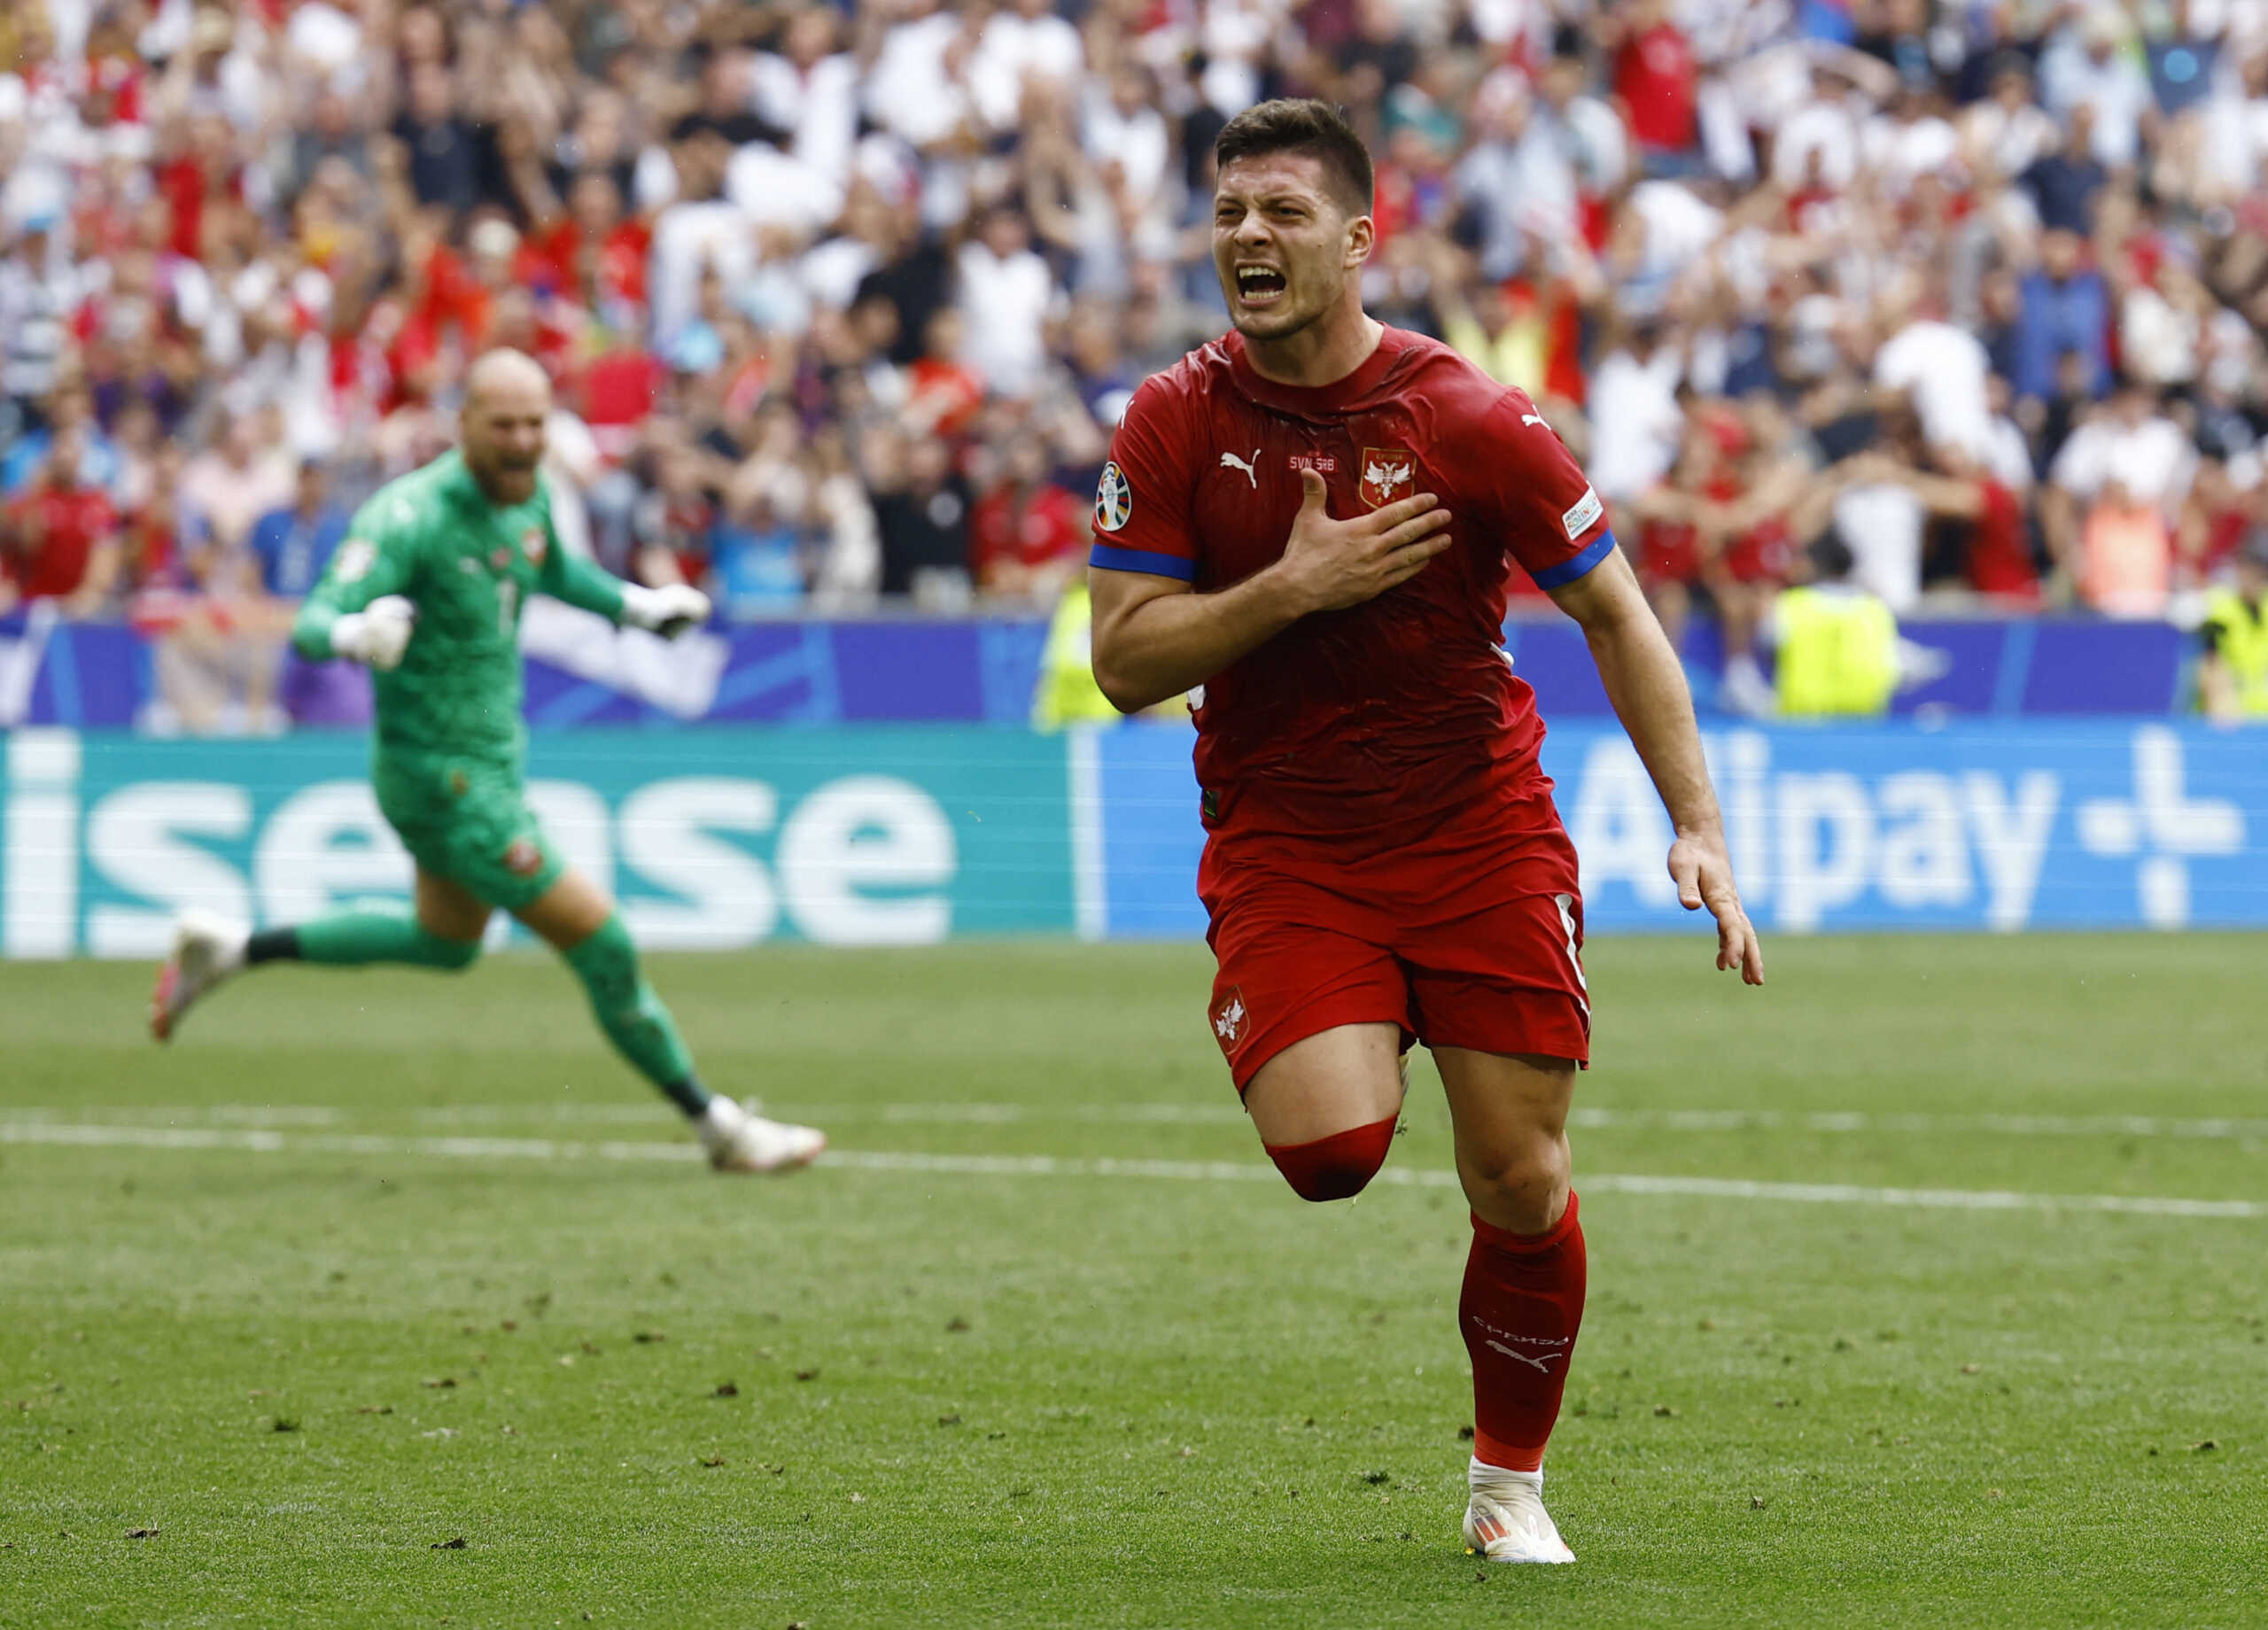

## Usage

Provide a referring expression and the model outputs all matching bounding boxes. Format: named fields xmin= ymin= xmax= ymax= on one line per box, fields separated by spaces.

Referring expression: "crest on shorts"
xmin=503 ymin=837 xmax=543 ymax=877
xmin=1094 ymin=460 xmax=1133 ymax=533
xmin=1209 ymin=985 xmax=1247 ymax=1051
xmin=521 ymin=526 xmax=548 ymax=564
xmin=1358 ymin=447 xmax=1418 ymax=510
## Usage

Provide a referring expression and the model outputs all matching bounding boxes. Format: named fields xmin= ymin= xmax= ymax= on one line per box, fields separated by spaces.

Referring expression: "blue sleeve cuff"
xmin=1091 ymin=545 xmax=1198 ymax=581
xmin=1530 ymin=530 xmax=1617 ymax=591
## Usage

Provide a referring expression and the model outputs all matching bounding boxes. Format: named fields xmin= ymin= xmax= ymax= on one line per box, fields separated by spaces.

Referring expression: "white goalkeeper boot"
xmin=697 ymin=1097 xmax=827 ymax=1175
xmin=1462 ymin=1459 xmax=1576 ymax=1564
xmin=151 ymin=912 xmax=250 ymax=1042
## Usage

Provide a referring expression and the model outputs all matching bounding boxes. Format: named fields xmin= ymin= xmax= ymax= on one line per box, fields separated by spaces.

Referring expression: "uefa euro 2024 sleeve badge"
xmin=1094 ymin=461 xmax=1133 ymax=532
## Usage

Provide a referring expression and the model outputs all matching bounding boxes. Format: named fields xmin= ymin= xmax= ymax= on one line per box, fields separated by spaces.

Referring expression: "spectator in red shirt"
xmin=904 ymin=309 xmax=987 ymax=440
xmin=1611 ymin=0 xmax=1698 ymax=163
xmin=972 ymin=439 xmax=1085 ymax=599
xmin=1 ymin=426 xmax=120 ymax=617
xmin=580 ymin=322 xmax=667 ymax=462
xmin=524 ymin=172 xmax=650 ymax=316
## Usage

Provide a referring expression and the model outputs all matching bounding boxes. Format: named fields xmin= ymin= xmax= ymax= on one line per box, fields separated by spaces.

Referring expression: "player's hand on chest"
xmin=1195 ymin=417 xmax=1449 ymax=580
xmin=1201 ymin=420 xmax=1456 ymax=617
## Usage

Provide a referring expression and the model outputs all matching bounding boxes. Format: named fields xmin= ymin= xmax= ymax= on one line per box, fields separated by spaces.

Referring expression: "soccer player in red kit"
xmin=1087 ymin=100 xmax=1765 ymax=1565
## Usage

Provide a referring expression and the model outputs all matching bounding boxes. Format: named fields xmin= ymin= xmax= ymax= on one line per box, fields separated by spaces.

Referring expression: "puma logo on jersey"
xmin=1218 ymin=449 xmax=1260 ymax=488
xmin=1521 ymin=413 xmax=1549 ymax=429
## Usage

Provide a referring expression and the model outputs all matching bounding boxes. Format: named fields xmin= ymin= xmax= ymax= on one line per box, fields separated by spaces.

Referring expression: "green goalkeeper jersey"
xmin=293 ymin=450 xmax=627 ymax=771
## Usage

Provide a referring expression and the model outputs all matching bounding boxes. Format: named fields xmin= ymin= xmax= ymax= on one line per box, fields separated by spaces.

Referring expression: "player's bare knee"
xmin=1459 ymin=1142 xmax=1568 ymax=1234
xmin=1265 ymin=1114 xmax=1397 ymax=1202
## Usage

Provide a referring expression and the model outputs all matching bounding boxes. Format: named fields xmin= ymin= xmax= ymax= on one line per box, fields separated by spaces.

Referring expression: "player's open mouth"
xmin=1234 ymin=264 xmax=1287 ymax=306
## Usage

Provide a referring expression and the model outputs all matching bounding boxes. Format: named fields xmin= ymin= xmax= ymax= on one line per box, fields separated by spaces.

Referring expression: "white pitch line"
xmin=1 ymin=1122 xmax=2258 ymax=1221
xmin=7 ymin=1102 xmax=2265 ymax=1140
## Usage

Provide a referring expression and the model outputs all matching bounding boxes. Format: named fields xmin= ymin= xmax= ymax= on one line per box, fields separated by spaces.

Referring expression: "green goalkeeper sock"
xmin=249 ymin=914 xmax=481 ymax=970
xmin=561 ymin=915 xmax=711 ymax=1119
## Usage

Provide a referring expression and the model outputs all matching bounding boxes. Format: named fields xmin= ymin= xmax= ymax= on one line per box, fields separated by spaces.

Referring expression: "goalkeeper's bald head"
xmin=460 ymin=349 xmax=551 ymax=505
xmin=464 ymin=348 xmax=551 ymax=413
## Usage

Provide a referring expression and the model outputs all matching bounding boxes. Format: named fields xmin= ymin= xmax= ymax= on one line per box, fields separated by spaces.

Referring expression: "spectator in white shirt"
xmin=2197 ymin=49 xmax=2268 ymax=198
xmin=1825 ymin=409 xmax=1933 ymax=614
xmin=1961 ymin=55 xmax=2059 ymax=181
xmin=1874 ymin=307 xmax=1995 ymax=467
xmin=180 ymin=408 xmax=295 ymax=554
xmin=753 ymin=8 xmax=862 ymax=187
xmin=1083 ymin=65 xmax=1172 ymax=214
xmin=2048 ymin=386 xmax=2197 ymax=516
xmin=1772 ymin=64 xmax=1865 ymax=191
xmin=2043 ymin=383 xmax=2197 ymax=614
xmin=865 ymin=0 xmax=974 ymax=151
xmin=970 ymin=0 xmax=1085 ymax=135
xmin=650 ymin=137 xmax=751 ymax=347
xmin=956 ymin=206 xmax=1053 ymax=400
xmin=2039 ymin=11 xmax=2154 ymax=168
xmin=2120 ymin=261 xmax=2206 ymax=392
xmin=1585 ymin=319 xmax=1686 ymax=502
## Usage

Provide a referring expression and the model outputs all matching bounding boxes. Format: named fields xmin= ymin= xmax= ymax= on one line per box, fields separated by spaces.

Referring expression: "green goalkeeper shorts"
xmin=373 ymin=753 xmax=565 ymax=912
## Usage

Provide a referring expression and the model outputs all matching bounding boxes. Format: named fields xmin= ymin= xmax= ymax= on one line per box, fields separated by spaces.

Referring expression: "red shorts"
xmin=1198 ymin=790 xmax=1590 ymax=1091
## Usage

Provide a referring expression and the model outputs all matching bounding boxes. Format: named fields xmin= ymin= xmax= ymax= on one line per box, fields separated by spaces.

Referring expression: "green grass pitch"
xmin=2 ymin=935 xmax=2264 ymax=1628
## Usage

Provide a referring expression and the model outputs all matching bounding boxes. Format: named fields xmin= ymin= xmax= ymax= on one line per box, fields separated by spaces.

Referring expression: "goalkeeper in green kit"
xmin=150 ymin=350 xmax=825 ymax=1175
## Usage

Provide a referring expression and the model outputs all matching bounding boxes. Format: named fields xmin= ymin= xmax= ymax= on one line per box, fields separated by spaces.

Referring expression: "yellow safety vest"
xmin=1774 ymin=585 xmax=1899 ymax=718
xmin=1030 ymin=580 xmax=1122 ymax=731
xmin=2202 ymin=588 xmax=2268 ymax=717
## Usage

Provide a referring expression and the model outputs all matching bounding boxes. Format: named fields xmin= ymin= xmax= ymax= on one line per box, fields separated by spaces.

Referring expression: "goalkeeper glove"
xmin=618 ymin=582 xmax=712 ymax=638
xmin=330 ymin=596 xmax=416 ymax=671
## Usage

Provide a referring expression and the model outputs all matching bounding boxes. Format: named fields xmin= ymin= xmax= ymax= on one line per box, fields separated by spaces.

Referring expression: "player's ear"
xmin=1341 ymin=209 xmax=1375 ymax=271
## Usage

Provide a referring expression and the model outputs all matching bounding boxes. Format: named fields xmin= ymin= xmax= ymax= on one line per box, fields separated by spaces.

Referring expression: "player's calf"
xmin=560 ymin=913 xmax=711 ymax=1119
xmin=1263 ymin=1114 xmax=1397 ymax=1201
xmin=556 ymin=914 xmax=825 ymax=1173
xmin=252 ymin=914 xmax=484 ymax=972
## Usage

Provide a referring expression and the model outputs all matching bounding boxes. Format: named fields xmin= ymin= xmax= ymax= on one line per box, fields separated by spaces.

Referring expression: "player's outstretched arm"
xmin=293 ymin=519 xmax=421 ymax=670
xmin=537 ymin=536 xmax=711 ymax=637
xmin=1089 ymin=472 xmax=1452 ymax=712
xmin=1548 ymin=547 xmax=1765 ymax=984
xmin=540 ymin=542 xmax=632 ymax=623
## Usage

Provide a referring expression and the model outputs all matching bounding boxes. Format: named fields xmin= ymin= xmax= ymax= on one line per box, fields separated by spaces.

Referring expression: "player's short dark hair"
xmin=1214 ymin=98 xmax=1374 ymax=216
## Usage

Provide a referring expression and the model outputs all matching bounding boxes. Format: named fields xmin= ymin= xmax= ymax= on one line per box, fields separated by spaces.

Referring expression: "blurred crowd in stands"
xmin=1 ymin=0 xmax=2266 ymax=726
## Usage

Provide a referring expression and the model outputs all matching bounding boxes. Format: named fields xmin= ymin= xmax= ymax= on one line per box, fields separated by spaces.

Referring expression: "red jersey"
xmin=1965 ymin=478 xmax=2038 ymax=600
xmin=1092 ymin=326 xmax=1613 ymax=844
xmin=1615 ymin=22 xmax=1697 ymax=151
xmin=973 ymin=484 xmax=1084 ymax=581
xmin=6 ymin=486 xmax=117 ymax=600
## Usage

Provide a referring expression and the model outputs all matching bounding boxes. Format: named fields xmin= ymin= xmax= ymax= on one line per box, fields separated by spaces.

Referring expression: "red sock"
xmin=1263 ymin=1115 xmax=1396 ymax=1202
xmin=1460 ymin=1191 xmax=1586 ymax=1472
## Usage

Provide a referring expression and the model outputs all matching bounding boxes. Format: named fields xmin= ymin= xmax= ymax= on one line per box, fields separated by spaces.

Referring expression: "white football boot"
xmin=150 ymin=912 xmax=250 ymax=1042
xmin=1462 ymin=1459 xmax=1576 ymax=1564
xmin=697 ymin=1097 xmax=827 ymax=1175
